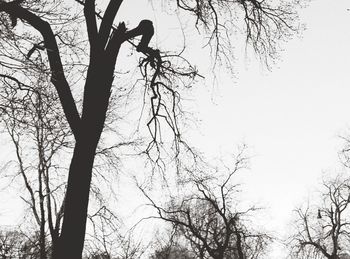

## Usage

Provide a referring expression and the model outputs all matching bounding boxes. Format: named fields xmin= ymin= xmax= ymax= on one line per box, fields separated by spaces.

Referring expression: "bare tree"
xmin=0 ymin=0 xmax=301 ymax=257
xmin=0 ymin=229 xmax=24 ymax=258
xmin=150 ymin=243 xmax=195 ymax=259
xmin=84 ymin=215 xmax=148 ymax=259
xmin=287 ymin=175 xmax=350 ymax=259
xmin=140 ymin=150 xmax=271 ymax=259
xmin=149 ymin=227 xmax=196 ymax=259
xmin=0 ymin=228 xmax=43 ymax=259
xmin=0 ymin=76 xmax=71 ymax=258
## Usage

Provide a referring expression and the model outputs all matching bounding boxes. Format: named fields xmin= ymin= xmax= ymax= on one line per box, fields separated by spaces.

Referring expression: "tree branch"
xmin=84 ymin=0 xmax=98 ymax=46
xmin=99 ymin=0 xmax=124 ymax=48
xmin=0 ymin=1 xmax=81 ymax=138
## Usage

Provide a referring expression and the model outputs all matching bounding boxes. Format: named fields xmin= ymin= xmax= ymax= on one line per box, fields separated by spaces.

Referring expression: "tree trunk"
xmin=39 ymin=222 xmax=47 ymax=259
xmin=52 ymin=139 xmax=97 ymax=259
xmin=235 ymin=231 xmax=245 ymax=259
xmin=52 ymin=58 xmax=115 ymax=259
xmin=39 ymin=169 xmax=47 ymax=259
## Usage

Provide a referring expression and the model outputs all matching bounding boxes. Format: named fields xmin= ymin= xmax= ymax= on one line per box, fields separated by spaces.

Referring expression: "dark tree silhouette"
xmin=0 ymin=74 xmax=125 ymax=258
xmin=140 ymin=149 xmax=271 ymax=259
xmin=287 ymin=175 xmax=350 ymax=259
xmin=0 ymin=0 xmax=301 ymax=258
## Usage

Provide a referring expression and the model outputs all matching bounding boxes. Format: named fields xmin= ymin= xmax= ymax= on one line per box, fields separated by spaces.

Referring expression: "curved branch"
xmin=125 ymin=20 xmax=156 ymax=55
xmin=0 ymin=1 xmax=81 ymax=138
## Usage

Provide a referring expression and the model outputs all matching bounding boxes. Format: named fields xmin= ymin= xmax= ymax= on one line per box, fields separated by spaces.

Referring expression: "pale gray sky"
xmin=0 ymin=0 xmax=350 ymax=258
xmin=189 ymin=1 xmax=350 ymax=257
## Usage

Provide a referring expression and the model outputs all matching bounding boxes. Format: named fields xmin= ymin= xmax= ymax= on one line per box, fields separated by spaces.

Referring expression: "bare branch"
xmin=0 ymin=1 xmax=81 ymax=138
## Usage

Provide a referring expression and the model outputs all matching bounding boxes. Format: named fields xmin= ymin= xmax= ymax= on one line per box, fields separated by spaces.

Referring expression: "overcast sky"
xmin=168 ymin=0 xmax=350 ymax=257
xmin=0 ymin=0 xmax=350 ymax=258
xmin=190 ymin=1 xmax=350 ymax=257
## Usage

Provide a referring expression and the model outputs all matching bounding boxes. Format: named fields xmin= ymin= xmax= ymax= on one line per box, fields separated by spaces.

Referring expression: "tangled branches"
xmin=176 ymin=0 xmax=302 ymax=65
xmin=138 ymin=45 xmax=201 ymax=165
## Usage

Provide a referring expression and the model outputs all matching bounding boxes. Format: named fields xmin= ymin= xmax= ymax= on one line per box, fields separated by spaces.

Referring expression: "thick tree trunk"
xmin=50 ymin=237 xmax=58 ymax=259
xmin=52 ymin=59 xmax=115 ymax=259
xmin=52 ymin=139 xmax=97 ymax=259
xmin=39 ymin=222 xmax=47 ymax=259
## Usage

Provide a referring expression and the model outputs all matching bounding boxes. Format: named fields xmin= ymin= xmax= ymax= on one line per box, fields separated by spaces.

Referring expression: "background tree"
xmin=0 ymin=0 xmax=302 ymax=258
xmin=0 ymin=229 xmax=24 ymax=258
xmin=0 ymin=228 xmax=44 ymax=259
xmin=287 ymin=175 xmax=350 ymax=259
xmin=150 ymin=243 xmax=195 ymax=259
xmin=0 ymin=76 xmax=72 ymax=259
xmin=84 ymin=206 xmax=148 ymax=259
xmin=149 ymin=227 xmax=195 ymax=259
xmin=140 ymin=149 xmax=271 ymax=259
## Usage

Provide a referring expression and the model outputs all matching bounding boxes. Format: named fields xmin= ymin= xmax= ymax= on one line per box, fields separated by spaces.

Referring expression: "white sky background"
xmin=190 ymin=1 xmax=350 ymax=257
xmin=0 ymin=0 xmax=350 ymax=258
xmin=193 ymin=1 xmax=350 ymax=257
